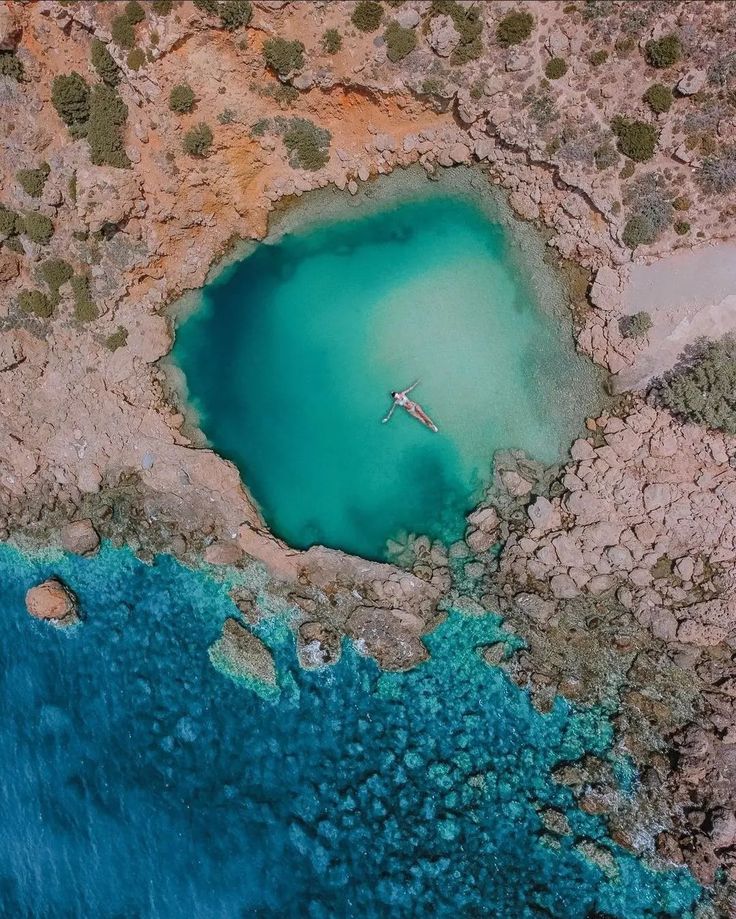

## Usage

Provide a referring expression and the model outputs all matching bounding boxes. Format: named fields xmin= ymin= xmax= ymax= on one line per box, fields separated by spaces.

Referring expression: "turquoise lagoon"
xmin=0 ymin=543 xmax=700 ymax=917
xmin=172 ymin=169 xmax=603 ymax=559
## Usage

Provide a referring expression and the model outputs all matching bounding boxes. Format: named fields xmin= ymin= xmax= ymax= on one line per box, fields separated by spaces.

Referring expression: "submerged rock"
xmin=208 ymin=617 xmax=277 ymax=689
xmin=297 ymin=621 xmax=341 ymax=669
xmin=61 ymin=519 xmax=100 ymax=557
xmin=25 ymin=579 xmax=80 ymax=627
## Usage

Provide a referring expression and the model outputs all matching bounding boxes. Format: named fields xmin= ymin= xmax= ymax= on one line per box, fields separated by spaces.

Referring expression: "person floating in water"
xmin=382 ymin=380 xmax=439 ymax=432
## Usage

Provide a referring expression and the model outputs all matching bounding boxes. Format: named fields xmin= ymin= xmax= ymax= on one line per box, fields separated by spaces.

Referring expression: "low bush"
xmin=674 ymin=220 xmax=690 ymax=235
xmin=262 ymin=37 xmax=304 ymax=76
xmin=620 ymin=311 xmax=652 ymax=339
xmin=615 ymin=35 xmax=636 ymax=57
xmin=622 ymin=215 xmax=656 ymax=248
xmin=51 ymin=72 xmax=90 ymax=133
xmin=655 ymin=336 xmax=736 ymax=434
xmin=39 ymin=258 xmax=73 ymax=298
xmin=698 ymin=147 xmax=736 ymax=194
xmin=22 ymin=213 xmax=54 ymax=245
xmin=281 ymin=117 xmax=331 ymax=171
xmin=127 ymin=48 xmax=145 ymax=70
xmin=589 ymin=50 xmax=608 ymax=67
xmin=496 ymin=10 xmax=534 ymax=47
xmin=106 ymin=326 xmax=129 ymax=351
xmin=91 ymin=38 xmax=120 ymax=86
xmin=170 ymin=83 xmax=195 ymax=113
xmin=643 ymin=83 xmax=672 ymax=114
xmin=0 ymin=206 xmax=22 ymax=237
xmin=219 ymin=0 xmax=252 ymax=30
xmin=152 ymin=0 xmax=173 ymax=13
xmin=0 ymin=50 xmax=24 ymax=81
xmin=19 ymin=289 xmax=53 ymax=319
xmin=545 ymin=57 xmax=567 ymax=79
xmin=645 ymin=33 xmax=681 ymax=69
xmin=593 ymin=141 xmax=618 ymax=170
xmin=384 ymin=21 xmax=417 ymax=62
xmin=183 ymin=122 xmax=213 ymax=156
xmin=322 ymin=28 xmax=342 ymax=54
xmin=611 ymin=116 xmax=658 ymax=162
xmin=218 ymin=108 xmax=235 ymax=124
xmin=17 ymin=163 xmax=50 ymax=198
xmin=622 ymin=171 xmax=673 ymax=247
xmin=87 ymin=84 xmax=130 ymax=167
xmin=111 ymin=15 xmax=136 ymax=50
xmin=352 ymin=1 xmax=383 ymax=32
xmin=673 ymin=195 xmax=690 ymax=211
xmin=125 ymin=1 xmax=146 ymax=24
xmin=421 ymin=77 xmax=445 ymax=96
xmin=71 ymin=274 xmax=99 ymax=321
xmin=193 ymin=0 xmax=218 ymax=13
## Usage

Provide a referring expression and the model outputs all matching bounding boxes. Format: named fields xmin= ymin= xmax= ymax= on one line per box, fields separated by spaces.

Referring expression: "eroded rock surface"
xmin=25 ymin=578 xmax=79 ymax=626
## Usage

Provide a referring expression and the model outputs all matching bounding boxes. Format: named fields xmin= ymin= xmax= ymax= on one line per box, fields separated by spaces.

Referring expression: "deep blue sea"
xmin=0 ymin=543 xmax=700 ymax=917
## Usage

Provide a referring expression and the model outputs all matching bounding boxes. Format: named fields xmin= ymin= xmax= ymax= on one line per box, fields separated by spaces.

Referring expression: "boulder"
xmin=509 ymin=190 xmax=540 ymax=221
xmin=677 ymin=69 xmax=707 ymax=96
xmin=427 ymin=14 xmax=461 ymax=57
xmin=0 ymin=4 xmax=21 ymax=50
xmin=395 ymin=8 xmax=420 ymax=29
xmin=551 ymin=573 xmax=580 ymax=599
xmin=528 ymin=496 xmax=561 ymax=533
xmin=61 ymin=519 xmax=100 ymax=556
xmin=448 ymin=142 xmax=471 ymax=164
xmin=26 ymin=579 xmax=79 ymax=626
xmin=297 ymin=621 xmax=342 ymax=669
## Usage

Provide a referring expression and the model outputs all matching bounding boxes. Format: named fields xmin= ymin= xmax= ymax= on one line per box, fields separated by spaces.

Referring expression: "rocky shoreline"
xmin=2 ymin=0 xmax=736 ymax=909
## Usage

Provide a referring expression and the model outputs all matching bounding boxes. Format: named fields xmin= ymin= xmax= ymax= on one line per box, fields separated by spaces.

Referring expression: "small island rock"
xmin=26 ymin=579 xmax=80 ymax=626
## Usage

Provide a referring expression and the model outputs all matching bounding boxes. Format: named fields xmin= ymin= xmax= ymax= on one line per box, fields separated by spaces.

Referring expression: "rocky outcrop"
xmin=25 ymin=578 xmax=79 ymax=626
xmin=208 ymin=617 xmax=277 ymax=688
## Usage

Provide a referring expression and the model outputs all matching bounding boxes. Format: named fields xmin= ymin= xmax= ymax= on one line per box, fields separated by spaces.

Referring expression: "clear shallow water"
xmin=0 ymin=543 xmax=700 ymax=917
xmin=173 ymin=178 xmax=602 ymax=559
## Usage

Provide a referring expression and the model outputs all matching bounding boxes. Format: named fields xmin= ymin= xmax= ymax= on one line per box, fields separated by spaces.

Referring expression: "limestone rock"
xmin=297 ymin=621 xmax=341 ymax=669
xmin=427 ymin=15 xmax=461 ymax=57
xmin=26 ymin=579 xmax=79 ymax=627
xmin=209 ymin=618 xmax=277 ymax=686
xmin=509 ymin=190 xmax=540 ymax=221
xmin=589 ymin=265 xmax=622 ymax=312
xmin=61 ymin=519 xmax=100 ymax=556
xmin=395 ymin=8 xmax=420 ymax=29
xmin=203 ymin=541 xmax=243 ymax=566
xmin=528 ymin=496 xmax=561 ymax=533
xmin=347 ymin=605 xmax=428 ymax=671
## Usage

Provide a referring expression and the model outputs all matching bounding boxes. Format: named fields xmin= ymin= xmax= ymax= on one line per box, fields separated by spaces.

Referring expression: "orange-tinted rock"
xmin=25 ymin=579 xmax=79 ymax=626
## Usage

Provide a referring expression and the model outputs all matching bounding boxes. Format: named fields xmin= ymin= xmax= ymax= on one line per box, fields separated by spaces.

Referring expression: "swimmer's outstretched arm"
xmin=402 ymin=380 xmax=420 ymax=395
xmin=382 ymin=402 xmax=397 ymax=424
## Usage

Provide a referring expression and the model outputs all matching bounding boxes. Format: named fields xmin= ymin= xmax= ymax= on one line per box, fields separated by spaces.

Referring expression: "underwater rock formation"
xmin=208 ymin=617 xmax=277 ymax=689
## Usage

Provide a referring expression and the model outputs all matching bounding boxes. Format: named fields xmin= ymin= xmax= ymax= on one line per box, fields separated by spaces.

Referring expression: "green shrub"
xmin=322 ymin=28 xmax=342 ymax=54
xmin=622 ymin=171 xmax=672 ymax=247
xmin=218 ymin=108 xmax=235 ymax=124
xmin=125 ymin=1 xmax=146 ymax=24
xmin=219 ymin=0 xmax=252 ymax=30
xmin=589 ymin=50 xmax=608 ymax=67
xmin=545 ymin=57 xmax=567 ymax=79
xmin=18 ymin=289 xmax=53 ymax=319
xmin=674 ymin=220 xmax=690 ymax=235
xmin=673 ymin=195 xmax=690 ymax=211
xmin=0 ymin=206 xmax=22 ymax=237
xmin=281 ymin=117 xmax=331 ymax=170
xmin=183 ymin=122 xmax=213 ymax=156
xmin=421 ymin=77 xmax=444 ymax=96
xmin=71 ymin=274 xmax=99 ymax=321
xmin=643 ymin=83 xmax=672 ymax=114
xmin=384 ymin=21 xmax=416 ymax=62
xmin=87 ymin=84 xmax=130 ymax=167
xmin=496 ymin=10 xmax=534 ymax=47
xmin=352 ymin=0 xmax=383 ymax=32
xmin=250 ymin=118 xmax=269 ymax=137
xmin=152 ymin=0 xmax=173 ymax=13
xmin=620 ymin=160 xmax=635 ymax=179
xmin=262 ymin=38 xmax=304 ymax=76
xmin=111 ymin=15 xmax=136 ymax=50
xmin=593 ymin=141 xmax=618 ymax=170
xmin=193 ymin=0 xmax=218 ymax=13
xmin=620 ymin=311 xmax=652 ymax=339
xmin=655 ymin=336 xmax=736 ymax=433
xmin=39 ymin=258 xmax=73 ymax=297
xmin=91 ymin=38 xmax=120 ymax=85
xmin=106 ymin=326 xmax=129 ymax=351
xmin=22 ymin=213 xmax=55 ymax=245
xmin=0 ymin=50 xmax=24 ymax=81
xmin=16 ymin=163 xmax=50 ymax=198
xmin=127 ymin=48 xmax=145 ymax=70
xmin=645 ymin=33 xmax=681 ymax=69
xmin=698 ymin=147 xmax=736 ymax=194
xmin=622 ymin=215 xmax=656 ymax=248
xmin=170 ymin=83 xmax=195 ymax=113
xmin=51 ymin=72 xmax=90 ymax=132
xmin=611 ymin=116 xmax=658 ymax=162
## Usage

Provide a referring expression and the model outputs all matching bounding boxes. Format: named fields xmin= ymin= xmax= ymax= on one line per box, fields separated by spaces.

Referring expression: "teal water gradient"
xmin=0 ymin=543 xmax=700 ymax=916
xmin=173 ymin=183 xmax=602 ymax=559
